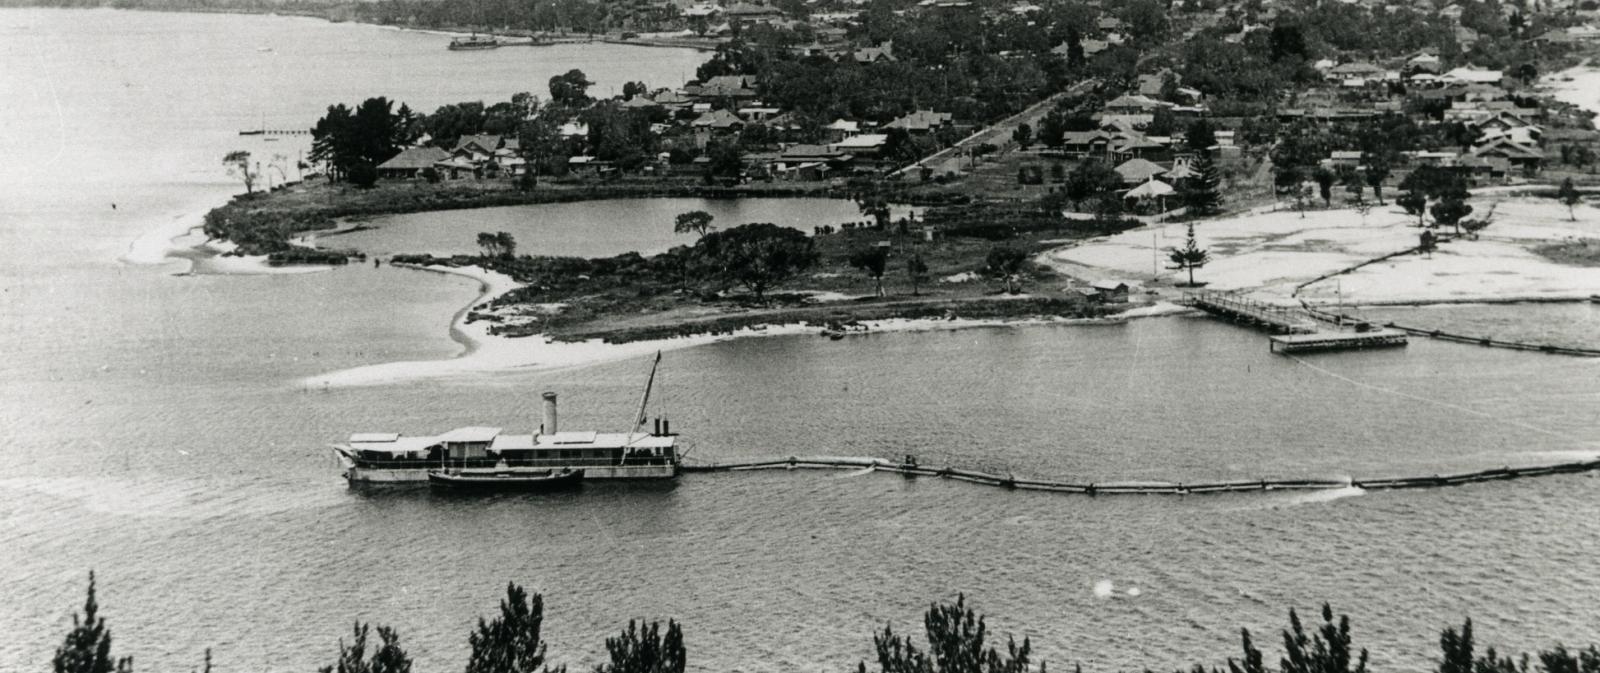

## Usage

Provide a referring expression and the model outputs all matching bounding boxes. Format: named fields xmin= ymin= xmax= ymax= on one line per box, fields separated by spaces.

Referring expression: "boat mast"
xmin=631 ymin=351 xmax=662 ymax=436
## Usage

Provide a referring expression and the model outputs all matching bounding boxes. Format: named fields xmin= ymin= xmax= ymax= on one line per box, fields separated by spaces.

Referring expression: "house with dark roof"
xmin=1472 ymin=138 xmax=1543 ymax=169
xmin=854 ymin=42 xmax=897 ymax=63
xmin=690 ymin=75 xmax=759 ymax=100
xmin=377 ymin=147 xmax=450 ymax=179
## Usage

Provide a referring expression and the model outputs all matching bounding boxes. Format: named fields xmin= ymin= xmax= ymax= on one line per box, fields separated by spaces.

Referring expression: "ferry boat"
xmin=448 ymin=34 xmax=501 ymax=50
xmin=332 ymin=354 xmax=679 ymax=484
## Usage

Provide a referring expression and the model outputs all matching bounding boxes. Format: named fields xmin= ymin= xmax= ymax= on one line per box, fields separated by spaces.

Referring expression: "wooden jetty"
xmin=680 ymin=454 xmax=1600 ymax=497
xmin=238 ymin=129 xmax=311 ymax=137
xmin=1180 ymin=291 xmax=1407 ymax=354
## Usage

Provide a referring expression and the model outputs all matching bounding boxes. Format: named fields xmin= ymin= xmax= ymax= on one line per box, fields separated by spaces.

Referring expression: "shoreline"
xmin=2 ymin=4 xmax=721 ymax=52
xmin=301 ymin=261 xmax=1191 ymax=389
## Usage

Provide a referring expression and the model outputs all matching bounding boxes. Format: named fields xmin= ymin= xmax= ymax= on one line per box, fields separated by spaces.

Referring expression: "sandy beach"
xmin=1046 ymin=196 xmax=1600 ymax=305
xmin=299 ymin=262 xmax=1188 ymax=388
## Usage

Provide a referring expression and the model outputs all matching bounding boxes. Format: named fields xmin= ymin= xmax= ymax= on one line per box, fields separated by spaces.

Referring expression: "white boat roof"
xmin=436 ymin=426 xmax=502 ymax=443
xmin=349 ymin=436 xmax=441 ymax=454
xmin=349 ymin=432 xmax=400 ymax=443
xmin=490 ymin=432 xmax=676 ymax=451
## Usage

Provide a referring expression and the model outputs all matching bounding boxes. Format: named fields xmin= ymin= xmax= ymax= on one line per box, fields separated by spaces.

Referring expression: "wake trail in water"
xmin=1285 ymin=354 xmax=1590 ymax=446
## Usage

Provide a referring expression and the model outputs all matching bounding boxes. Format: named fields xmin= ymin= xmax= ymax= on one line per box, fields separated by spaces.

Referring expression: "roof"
xmin=1114 ymin=157 xmax=1167 ymax=181
xmin=349 ymin=432 xmax=400 ymax=443
xmin=833 ymin=133 xmax=887 ymax=149
xmin=1472 ymin=139 xmax=1543 ymax=160
xmin=489 ymin=432 xmax=676 ymax=451
xmin=826 ymin=119 xmax=860 ymax=132
xmin=885 ymin=109 xmax=953 ymax=131
xmin=621 ymin=96 xmax=661 ymax=108
xmin=696 ymin=75 xmax=758 ymax=97
xmin=1163 ymin=163 xmax=1198 ymax=179
xmin=377 ymin=147 xmax=450 ymax=170
xmin=1091 ymin=279 xmax=1131 ymax=291
xmin=453 ymin=134 xmax=502 ymax=153
xmin=724 ymin=2 xmax=784 ymax=16
xmin=692 ymin=108 xmax=745 ymax=129
xmin=349 ymin=435 xmax=441 ymax=454
xmin=1124 ymin=179 xmax=1174 ymax=198
xmin=1442 ymin=67 xmax=1503 ymax=84
xmin=1105 ymin=94 xmax=1167 ymax=111
xmin=437 ymin=426 xmax=502 ymax=443
xmin=1330 ymin=61 xmax=1384 ymax=75
xmin=781 ymin=144 xmax=850 ymax=160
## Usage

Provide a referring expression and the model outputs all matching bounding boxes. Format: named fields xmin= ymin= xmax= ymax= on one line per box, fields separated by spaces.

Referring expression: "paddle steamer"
xmin=332 ymin=355 xmax=678 ymax=484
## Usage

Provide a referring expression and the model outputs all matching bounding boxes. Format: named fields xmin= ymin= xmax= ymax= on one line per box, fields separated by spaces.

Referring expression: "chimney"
xmin=541 ymin=392 xmax=558 ymax=436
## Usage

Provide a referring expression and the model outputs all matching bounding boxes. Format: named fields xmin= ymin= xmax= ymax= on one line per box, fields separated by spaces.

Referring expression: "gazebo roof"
xmin=1125 ymin=178 xmax=1175 ymax=199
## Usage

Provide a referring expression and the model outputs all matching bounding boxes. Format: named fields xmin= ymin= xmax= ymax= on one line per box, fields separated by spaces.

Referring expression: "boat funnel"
xmin=541 ymin=392 xmax=558 ymax=435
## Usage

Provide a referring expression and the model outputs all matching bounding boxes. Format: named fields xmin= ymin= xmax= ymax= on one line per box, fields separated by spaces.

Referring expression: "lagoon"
xmin=328 ymin=198 xmax=913 ymax=258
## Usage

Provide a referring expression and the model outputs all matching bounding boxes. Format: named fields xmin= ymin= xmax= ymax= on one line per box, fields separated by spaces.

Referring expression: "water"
xmin=330 ymin=198 xmax=912 ymax=258
xmin=4 ymin=9 xmax=1600 ymax=673
xmin=1356 ymin=302 xmax=1600 ymax=351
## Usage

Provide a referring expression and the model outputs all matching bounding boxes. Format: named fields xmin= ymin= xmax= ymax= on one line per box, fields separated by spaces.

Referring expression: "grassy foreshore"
xmin=206 ymin=178 xmax=1133 ymax=344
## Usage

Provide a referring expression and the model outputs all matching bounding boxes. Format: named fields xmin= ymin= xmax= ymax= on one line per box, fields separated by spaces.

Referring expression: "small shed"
xmin=1091 ymin=280 xmax=1130 ymax=303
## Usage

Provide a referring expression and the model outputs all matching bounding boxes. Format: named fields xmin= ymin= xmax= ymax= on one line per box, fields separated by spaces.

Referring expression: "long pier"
xmin=1180 ymin=291 xmax=1407 ymax=353
xmin=681 ymin=455 xmax=1600 ymax=495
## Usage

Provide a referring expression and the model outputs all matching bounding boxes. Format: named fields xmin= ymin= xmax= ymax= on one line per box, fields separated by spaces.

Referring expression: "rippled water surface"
xmin=4 ymin=9 xmax=1600 ymax=673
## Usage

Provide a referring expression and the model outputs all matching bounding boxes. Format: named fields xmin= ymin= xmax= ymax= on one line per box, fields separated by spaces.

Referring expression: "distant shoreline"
xmin=0 ymin=2 xmax=721 ymax=52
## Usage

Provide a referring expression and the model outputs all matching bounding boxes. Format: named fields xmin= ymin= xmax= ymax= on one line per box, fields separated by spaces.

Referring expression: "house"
xmin=1111 ymin=134 xmax=1169 ymax=162
xmin=1060 ymin=130 xmax=1113 ymax=158
xmin=832 ymin=133 xmax=888 ymax=157
xmin=690 ymin=75 xmax=759 ymax=100
xmin=723 ymin=2 xmax=785 ymax=25
xmin=1321 ymin=150 xmax=1364 ymax=170
xmin=1089 ymin=280 xmax=1130 ymax=303
xmin=884 ymin=109 xmax=954 ymax=133
xmin=1103 ymin=94 xmax=1169 ymax=115
xmin=1113 ymin=157 xmax=1167 ymax=184
xmin=824 ymin=119 xmax=861 ymax=142
xmin=377 ymin=146 xmax=450 ymax=179
xmin=1327 ymin=61 xmax=1385 ymax=85
xmin=1472 ymin=137 xmax=1543 ymax=168
xmin=854 ymin=42 xmax=896 ymax=63
xmin=451 ymin=134 xmax=503 ymax=163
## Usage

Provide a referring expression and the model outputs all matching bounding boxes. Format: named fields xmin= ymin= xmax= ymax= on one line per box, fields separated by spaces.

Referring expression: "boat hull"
xmin=429 ymin=469 xmax=583 ymax=492
xmin=342 ymin=463 xmax=676 ymax=484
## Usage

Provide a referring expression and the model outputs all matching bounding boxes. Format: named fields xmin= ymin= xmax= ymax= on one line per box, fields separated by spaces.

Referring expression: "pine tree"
xmin=595 ymin=620 xmax=686 ymax=673
xmin=320 ymin=623 xmax=413 ymax=673
xmin=1280 ymin=604 xmax=1368 ymax=673
xmin=1184 ymin=153 xmax=1223 ymax=216
xmin=466 ymin=583 xmax=561 ymax=673
xmin=54 ymin=572 xmax=133 ymax=673
xmin=1167 ymin=223 xmax=1211 ymax=286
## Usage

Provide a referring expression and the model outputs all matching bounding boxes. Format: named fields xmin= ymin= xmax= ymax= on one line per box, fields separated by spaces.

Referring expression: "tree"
xmin=319 ymin=623 xmax=412 ymax=673
xmin=595 ymin=620 xmax=685 ymax=673
xmin=1167 ymin=222 xmax=1210 ymax=286
xmin=1065 ymin=161 xmax=1123 ymax=209
xmin=860 ymin=595 xmax=1038 ymax=673
xmin=1440 ymin=619 xmax=1475 ymax=673
xmin=466 ymin=583 xmax=557 ymax=673
xmin=312 ymin=97 xmax=411 ymax=182
xmin=1397 ymin=190 xmax=1428 ymax=226
xmin=858 ymin=194 xmax=893 ymax=230
xmin=849 ymin=246 xmax=890 ymax=296
xmin=348 ymin=162 xmax=378 ymax=189
xmin=1364 ymin=157 xmax=1391 ymax=205
xmin=223 ymin=150 xmax=259 ymax=194
xmin=1419 ymin=228 xmax=1438 ymax=258
xmin=985 ymin=245 xmax=1027 ymax=294
xmin=1228 ymin=629 xmax=1266 ymax=673
xmin=907 ymin=252 xmax=929 ymax=296
xmin=54 ymin=572 xmax=132 ymax=673
xmin=1558 ymin=177 xmax=1582 ymax=221
xmin=1012 ymin=123 xmax=1033 ymax=150
xmin=548 ymin=69 xmax=594 ymax=106
xmin=496 ymin=232 xmax=517 ymax=258
xmin=1038 ymin=111 xmax=1068 ymax=149
xmin=1280 ymin=605 xmax=1368 ymax=673
xmin=674 ymin=210 xmax=716 ymax=238
xmin=1185 ymin=153 xmax=1223 ymax=216
xmin=1313 ymin=168 xmax=1335 ymax=207
xmin=1431 ymin=195 xmax=1473 ymax=235
xmin=699 ymin=223 xmax=818 ymax=302
xmin=477 ymin=232 xmax=503 ymax=258
xmin=1186 ymin=120 xmax=1218 ymax=155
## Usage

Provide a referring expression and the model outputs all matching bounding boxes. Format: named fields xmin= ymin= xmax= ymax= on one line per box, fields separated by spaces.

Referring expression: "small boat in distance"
xmin=448 ymin=34 xmax=501 ymax=50
xmin=428 ymin=467 xmax=583 ymax=492
xmin=332 ymin=353 xmax=679 ymax=485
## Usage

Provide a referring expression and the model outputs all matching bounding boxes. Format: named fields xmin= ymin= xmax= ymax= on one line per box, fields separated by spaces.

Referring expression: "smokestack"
xmin=541 ymin=392 xmax=558 ymax=436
